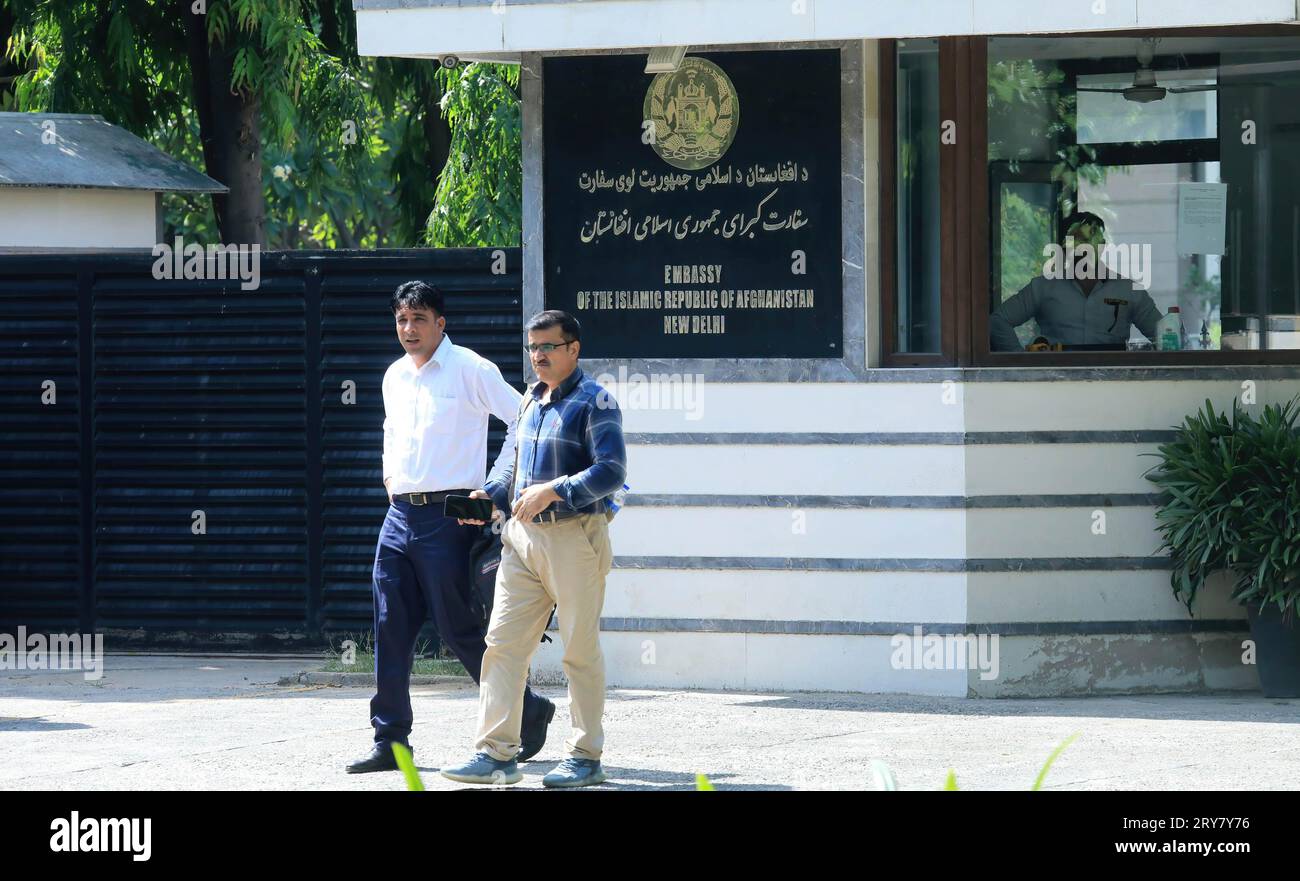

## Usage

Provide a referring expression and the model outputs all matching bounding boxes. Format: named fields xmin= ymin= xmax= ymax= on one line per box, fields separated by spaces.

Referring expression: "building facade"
xmin=356 ymin=0 xmax=1300 ymax=696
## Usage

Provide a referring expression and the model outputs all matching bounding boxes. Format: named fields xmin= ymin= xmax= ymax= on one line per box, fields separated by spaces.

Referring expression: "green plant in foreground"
xmin=873 ymin=733 xmax=1079 ymax=791
xmin=1030 ymin=733 xmax=1078 ymax=791
xmin=390 ymin=743 xmax=424 ymax=792
xmin=393 ymin=740 xmax=1079 ymax=792
xmin=1144 ymin=397 xmax=1300 ymax=619
xmin=870 ymin=760 xmax=898 ymax=791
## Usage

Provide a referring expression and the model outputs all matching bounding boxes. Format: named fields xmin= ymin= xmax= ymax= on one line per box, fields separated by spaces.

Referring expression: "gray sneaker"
xmin=542 ymin=757 xmax=607 ymax=788
xmin=439 ymin=751 xmax=522 ymax=785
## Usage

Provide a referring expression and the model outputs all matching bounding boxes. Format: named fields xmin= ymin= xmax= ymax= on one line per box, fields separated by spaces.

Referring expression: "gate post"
xmin=76 ymin=268 xmax=95 ymax=636
xmin=304 ymin=262 xmax=324 ymax=640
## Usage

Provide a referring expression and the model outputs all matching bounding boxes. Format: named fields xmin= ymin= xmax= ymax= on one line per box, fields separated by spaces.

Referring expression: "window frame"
xmin=880 ymin=38 xmax=962 ymax=366
xmin=882 ymin=28 xmax=1300 ymax=368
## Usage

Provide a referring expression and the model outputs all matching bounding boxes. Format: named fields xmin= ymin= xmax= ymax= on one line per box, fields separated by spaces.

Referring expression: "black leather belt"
xmin=391 ymin=490 xmax=474 ymax=506
xmin=529 ymin=509 xmax=585 ymax=524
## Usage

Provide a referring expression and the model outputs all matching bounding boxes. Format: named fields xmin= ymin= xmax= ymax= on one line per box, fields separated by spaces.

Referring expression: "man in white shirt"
xmin=346 ymin=281 xmax=555 ymax=773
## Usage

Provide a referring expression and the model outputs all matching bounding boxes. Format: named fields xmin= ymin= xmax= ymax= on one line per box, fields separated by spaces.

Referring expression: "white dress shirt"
xmin=382 ymin=334 xmax=522 ymax=495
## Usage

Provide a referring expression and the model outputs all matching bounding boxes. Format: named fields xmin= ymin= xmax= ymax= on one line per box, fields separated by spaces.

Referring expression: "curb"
xmin=277 ymin=671 xmax=472 ymax=687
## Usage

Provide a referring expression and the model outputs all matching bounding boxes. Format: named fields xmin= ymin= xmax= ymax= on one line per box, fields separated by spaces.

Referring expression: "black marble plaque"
xmin=543 ymin=49 xmax=843 ymax=358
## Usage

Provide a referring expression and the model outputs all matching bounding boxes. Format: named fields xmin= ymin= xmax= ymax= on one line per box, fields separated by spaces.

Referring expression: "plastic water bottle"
xmin=605 ymin=483 xmax=629 ymax=515
xmin=1157 ymin=307 xmax=1185 ymax=351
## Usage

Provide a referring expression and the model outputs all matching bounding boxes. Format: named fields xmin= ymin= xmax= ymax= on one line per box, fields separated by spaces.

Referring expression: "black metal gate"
xmin=0 ymin=248 xmax=523 ymax=648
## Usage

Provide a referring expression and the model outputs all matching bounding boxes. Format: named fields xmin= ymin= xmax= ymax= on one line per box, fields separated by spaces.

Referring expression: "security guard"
xmin=990 ymin=212 xmax=1162 ymax=351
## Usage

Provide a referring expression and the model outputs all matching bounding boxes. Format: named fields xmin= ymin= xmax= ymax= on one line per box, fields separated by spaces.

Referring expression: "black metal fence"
xmin=0 ymin=248 xmax=523 ymax=649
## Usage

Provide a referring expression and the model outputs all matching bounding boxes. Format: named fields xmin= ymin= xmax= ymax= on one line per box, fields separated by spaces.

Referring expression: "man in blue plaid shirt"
xmin=442 ymin=310 xmax=626 ymax=788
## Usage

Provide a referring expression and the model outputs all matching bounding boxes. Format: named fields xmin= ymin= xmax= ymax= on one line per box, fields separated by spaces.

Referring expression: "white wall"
xmin=0 ymin=188 xmax=157 ymax=250
xmin=531 ymin=374 xmax=1299 ymax=697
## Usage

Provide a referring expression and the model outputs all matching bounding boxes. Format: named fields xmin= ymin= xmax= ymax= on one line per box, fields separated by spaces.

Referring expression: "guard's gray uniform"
xmin=990 ymin=276 xmax=1162 ymax=351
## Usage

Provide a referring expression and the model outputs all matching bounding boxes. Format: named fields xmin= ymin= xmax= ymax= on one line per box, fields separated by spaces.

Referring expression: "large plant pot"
xmin=1246 ymin=603 xmax=1300 ymax=698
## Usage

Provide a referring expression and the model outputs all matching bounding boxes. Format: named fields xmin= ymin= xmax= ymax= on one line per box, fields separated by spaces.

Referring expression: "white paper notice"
xmin=1177 ymin=182 xmax=1227 ymax=255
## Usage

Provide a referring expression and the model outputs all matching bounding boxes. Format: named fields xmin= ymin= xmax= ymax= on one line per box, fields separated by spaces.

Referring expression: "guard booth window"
xmin=984 ymin=34 xmax=1300 ymax=359
xmin=883 ymin=32 xmax=1300 ymax=366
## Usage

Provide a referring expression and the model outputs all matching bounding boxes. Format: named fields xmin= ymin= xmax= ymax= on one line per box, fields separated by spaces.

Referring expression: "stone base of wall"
xmin=968 ymin=632 xmax=1258 ymax=697
xmin=529 ymin=630 xmax=1261 ymax=697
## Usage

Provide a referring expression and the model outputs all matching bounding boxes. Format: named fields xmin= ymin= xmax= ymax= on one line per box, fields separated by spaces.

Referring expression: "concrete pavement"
xmin=1 ymin=655 xmax=1297 ymax=790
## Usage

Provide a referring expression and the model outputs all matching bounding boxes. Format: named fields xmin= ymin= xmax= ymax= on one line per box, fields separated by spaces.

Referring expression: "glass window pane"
xmin=894 ymin=39 xmax=941 ymax=354
xmin=996 ymin=181 xmax=1052 ymax=349
xmin=1078 ymin=70 xmax=1217 ymax=144
xmin=987 ymin=35 xmax=1300 ymax=353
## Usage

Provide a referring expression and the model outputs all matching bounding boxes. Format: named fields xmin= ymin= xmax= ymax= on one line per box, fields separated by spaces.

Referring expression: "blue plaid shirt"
xmin=484 ymin=367 xmax=627 ymax=517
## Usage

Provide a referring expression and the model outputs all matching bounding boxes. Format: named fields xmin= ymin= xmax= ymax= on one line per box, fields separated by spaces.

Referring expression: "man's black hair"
xmin=391 ymin=280 xmax=445 ymax=317
xmin=525 ymin=309 xmax=581 ymax=342
xmin=1061 ymin=211 xmax=1106 ymax=240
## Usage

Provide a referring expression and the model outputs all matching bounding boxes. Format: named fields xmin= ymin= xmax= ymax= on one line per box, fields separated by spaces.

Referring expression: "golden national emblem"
xmin=643 ymin=56 xmax=739 ymax=170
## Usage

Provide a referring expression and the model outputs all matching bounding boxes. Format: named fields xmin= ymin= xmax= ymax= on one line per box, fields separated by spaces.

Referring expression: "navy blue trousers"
xmin=370 ymin=497 xmax=541 ymax=745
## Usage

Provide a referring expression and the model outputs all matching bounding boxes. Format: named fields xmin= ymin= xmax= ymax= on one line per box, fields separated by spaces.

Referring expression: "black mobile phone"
xmin=443 ymin=494 xmax=495 ymax=521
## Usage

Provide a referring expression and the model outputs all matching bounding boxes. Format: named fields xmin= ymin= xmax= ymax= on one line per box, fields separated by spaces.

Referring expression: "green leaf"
xmin=1031 ymin=733 xmax=1079 ymax=791
xmin=390 ymin=742 xmax=424 ymax=792
xmin=870 ymin=760 xmax=898 ymax=791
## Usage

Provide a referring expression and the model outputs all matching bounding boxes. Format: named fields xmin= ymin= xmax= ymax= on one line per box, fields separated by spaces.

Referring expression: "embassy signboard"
xmin=542 ymin=49 xmax=843 ymax=359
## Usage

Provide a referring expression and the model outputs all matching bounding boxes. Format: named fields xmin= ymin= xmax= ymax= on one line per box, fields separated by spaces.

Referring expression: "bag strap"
xmin=508 ymin=384 xmax=536 ymax=507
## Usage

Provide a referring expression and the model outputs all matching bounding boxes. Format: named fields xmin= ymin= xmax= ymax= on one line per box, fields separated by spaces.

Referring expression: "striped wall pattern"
xmin=531 ymin=373 xmax=1300 ymax=696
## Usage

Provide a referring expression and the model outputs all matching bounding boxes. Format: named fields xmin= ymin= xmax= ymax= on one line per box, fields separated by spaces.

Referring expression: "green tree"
xmin=1 ymin=1 xmax=520 ymax=249
xmin=5 ymin=0 xmax=357 ymax=244
xmin=427 ymin=61 xmax=522 ymax=247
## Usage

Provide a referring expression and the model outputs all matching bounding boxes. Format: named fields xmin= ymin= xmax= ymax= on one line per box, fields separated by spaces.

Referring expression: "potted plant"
xmin=1144 ymin=397 xmax=1300 ymax=697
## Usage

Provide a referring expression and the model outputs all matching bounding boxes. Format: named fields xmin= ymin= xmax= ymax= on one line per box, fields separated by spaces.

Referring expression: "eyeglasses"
xmin=1066 ymin=224 xmax=1104 ymax=244
xmin=523 ymin=340 xmax=575 ymax=355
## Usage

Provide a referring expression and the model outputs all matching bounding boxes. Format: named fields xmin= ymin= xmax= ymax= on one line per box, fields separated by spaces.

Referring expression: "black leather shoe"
xmin=346 ymin=741 xmax=406 ymax=774
xmin=517 ymin=696 xmax=556 ymax=763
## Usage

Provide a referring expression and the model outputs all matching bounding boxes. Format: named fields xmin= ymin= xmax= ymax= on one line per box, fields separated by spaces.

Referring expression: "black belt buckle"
xmin=399 ymin=489 xmax=473 ymax=507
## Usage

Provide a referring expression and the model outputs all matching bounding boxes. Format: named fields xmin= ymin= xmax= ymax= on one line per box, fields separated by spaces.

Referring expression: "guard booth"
xmin=355 ymin=0 xmax=1300 ymax=696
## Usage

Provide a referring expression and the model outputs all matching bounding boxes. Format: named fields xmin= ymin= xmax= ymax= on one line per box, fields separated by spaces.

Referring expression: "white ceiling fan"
xmin=1076 ymin=37 xmax=1219 ymax=103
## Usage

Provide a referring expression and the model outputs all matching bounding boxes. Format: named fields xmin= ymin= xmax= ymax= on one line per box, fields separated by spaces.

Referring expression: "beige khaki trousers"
xmin=475 ymin=512 xmax=612 ymax=761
